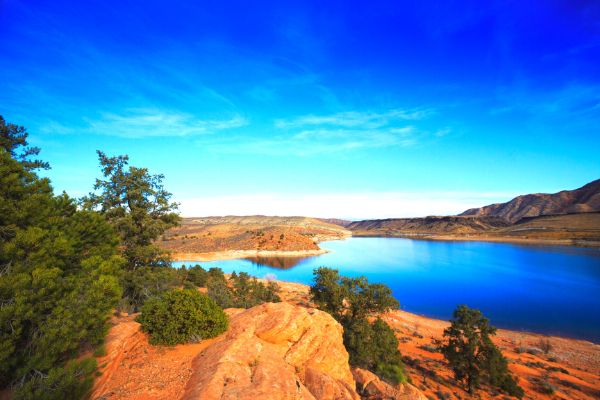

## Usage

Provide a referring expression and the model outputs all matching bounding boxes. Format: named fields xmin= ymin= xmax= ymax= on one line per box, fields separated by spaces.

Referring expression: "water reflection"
xmin=244 ymin=255 xmax=312 ymax=269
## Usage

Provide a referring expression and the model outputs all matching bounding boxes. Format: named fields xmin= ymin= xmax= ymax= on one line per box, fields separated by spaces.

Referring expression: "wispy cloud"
xmin=198 ymin=107 xmax=446 ymax=156
xmin=86 ymin=109 xmax=247 ymax=138
xmin=274 ymin=108 xmax=432 ymax=129
xmin=38 ymin=108 xmax=247 ymax=138
xmin=204 ymin=126 xmax=418 ymax=156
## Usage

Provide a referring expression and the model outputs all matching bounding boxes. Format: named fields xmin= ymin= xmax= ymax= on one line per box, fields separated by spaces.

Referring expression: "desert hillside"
xmin=346 ymin=216 xmax=511 ymax=236
xmin=460 ymin=179 xmax=600 ymax=223
xmin=158 ymin=216 xmax=351 ymax=260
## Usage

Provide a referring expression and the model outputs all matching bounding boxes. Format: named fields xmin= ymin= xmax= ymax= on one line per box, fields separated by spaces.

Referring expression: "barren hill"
xmin=318 ymin=218 xmax=354 ymax=227
xmin=346 ymin=213 xmax=600 ymax=246
xmin=460 ymin=179 xmax=600 ymax=223
xmin=185 ymin=215 xmax=351 ymax=232
xmin=158 ymin=216 xmax=351 ymax=261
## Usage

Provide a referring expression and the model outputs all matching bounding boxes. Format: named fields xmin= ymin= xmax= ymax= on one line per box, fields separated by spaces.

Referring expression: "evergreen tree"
xmin=81 ymin=151 xmax=180 ymax=271
xmin=0 ymin=117 xmax=122 ymax=398
xmin=186 ymin=264 xmax=209 ymax=287
xmin=207 ymin=278 xmax=236 ymax=309
xmin=0 ymin=116 xmax=49 ymax=170
xmin=440 ymin=305 xmax=523 ymax=398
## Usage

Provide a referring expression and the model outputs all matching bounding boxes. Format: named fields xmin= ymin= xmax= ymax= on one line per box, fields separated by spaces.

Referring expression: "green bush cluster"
xmin=136 ymin=289 xmax=228 ymax=345
xmin=177 ymin=265 xmax=282 ymax=309
xmin=119 ymin=263 xmax=211 ymax=312
xmin=229 ymin=271 xmax=281 ymax=308
xmin=205 ymin=269 xmax=281 ymax=308
xmin=309 ymin=267 xmax=407 ymax=384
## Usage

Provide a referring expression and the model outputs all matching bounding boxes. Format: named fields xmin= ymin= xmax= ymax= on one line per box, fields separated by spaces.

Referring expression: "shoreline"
xmin=243 ymin=277 xmax=600 ymax=346
xmin=169 ymin=248 xmax=330 ymax=262
xmin=352 ymin=233 xmax=600 ymax=248
xmin=168 ymin=233 xmax=599 ymax=263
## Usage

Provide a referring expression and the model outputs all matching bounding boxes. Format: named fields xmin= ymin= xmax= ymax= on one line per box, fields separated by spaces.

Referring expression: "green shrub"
xmin=186 ymin=264 xmax=209 ymax=287
xmin=547 ymin=365 xmax=569 ymax=374
xmin=208 ymin=267 xmax=227 ymax=283
xmin=137 ymin=289 xmax=228 ymax=345
xmin=120 ymin=266 xmax=180 ymax=311
xmin=534 ymin=377 xmax=557 ymax=395
xmin=93 ymin=345 xmax=107 ymax=357
xmin=207 ymin=278 xmax=236 ymax=308
xmin=376 ymin=363 xmax=408 ymax=385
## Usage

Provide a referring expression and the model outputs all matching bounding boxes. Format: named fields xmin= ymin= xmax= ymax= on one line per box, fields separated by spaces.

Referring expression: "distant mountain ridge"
xmin=459 ymin=179 xmax=600 ymax=223
xmin=333 ymin=179 xmax=600 ymax=245
xmin=346 ymin=216 xmax=510 ymax=235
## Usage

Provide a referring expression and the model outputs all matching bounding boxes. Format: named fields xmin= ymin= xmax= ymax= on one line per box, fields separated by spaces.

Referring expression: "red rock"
xmin=352 ymin=368 xmax=427 ymax=400
xmin=183 ymin=302 xmax=359 ymax=400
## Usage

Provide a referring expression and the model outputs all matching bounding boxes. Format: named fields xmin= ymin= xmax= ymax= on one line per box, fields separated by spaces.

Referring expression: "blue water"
xmin=173 ymin=238 xmax=600 ymax=342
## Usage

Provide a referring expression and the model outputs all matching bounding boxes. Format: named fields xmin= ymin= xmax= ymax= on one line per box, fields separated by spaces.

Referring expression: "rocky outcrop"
xmin=92 ymin=283 xmax=600 ymax=400
xmin=352 ymin=368 xmax=427 ymax=400
xmin=183 ymin=302 xmax=360 ymax=400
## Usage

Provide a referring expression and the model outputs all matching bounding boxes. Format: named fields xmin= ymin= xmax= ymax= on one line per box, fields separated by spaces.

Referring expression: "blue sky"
xmin=1 ymin=1 xmax=599 ymax=218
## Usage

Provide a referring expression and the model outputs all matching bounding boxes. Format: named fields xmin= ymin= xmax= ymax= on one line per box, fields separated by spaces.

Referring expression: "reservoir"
xmin=174 ymin=237 xmax=600 ymax=342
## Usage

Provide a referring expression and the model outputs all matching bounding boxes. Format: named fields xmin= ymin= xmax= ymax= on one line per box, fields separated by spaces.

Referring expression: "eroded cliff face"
xmin=93 ymin=302 xmax=427 ymax=400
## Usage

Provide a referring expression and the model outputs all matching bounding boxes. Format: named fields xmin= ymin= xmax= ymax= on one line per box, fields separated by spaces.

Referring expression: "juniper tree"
xmin=82 ymin=151 xmax=180 ymax=271
xmin=440 ymin=305 xmax=523 ymax=398
xmin=310 ymin=267 xmax=406 ymax=384
xmin=81 ymin=151 xmax=180 ymax=310
xmin=310 ymin=267 xmax=399 ymax=323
